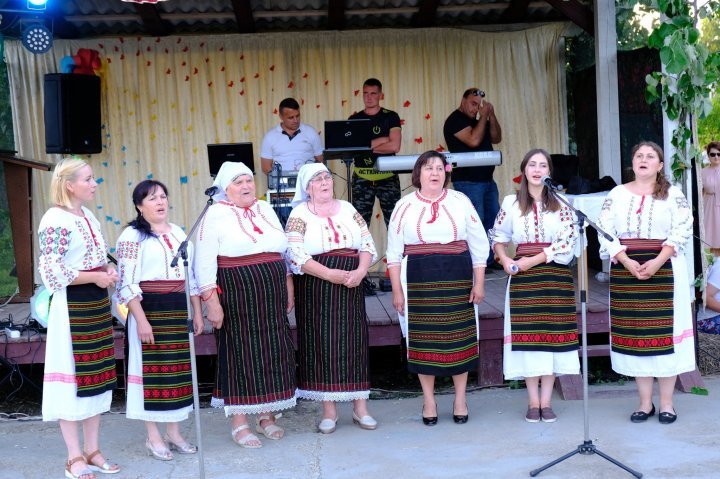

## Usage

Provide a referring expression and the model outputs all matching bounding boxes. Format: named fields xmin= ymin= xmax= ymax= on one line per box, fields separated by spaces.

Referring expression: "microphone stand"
xmin=529 ymin=186 xmax=642 ymax=479
xmin=169 ymin=194 xmax=214 ymax=479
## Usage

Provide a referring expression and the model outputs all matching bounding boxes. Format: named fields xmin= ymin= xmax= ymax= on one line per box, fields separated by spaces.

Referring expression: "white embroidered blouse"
xmin=489 ymin=194 xmax=578 ymax=265
xmin=38 ymin=207 xmax=109 ymax=294
xmin=386 ymin=189 xmax=489 ymax=268
xmin=193 ymin=199 xmax=288 ymax=292
xmin=285 ymin=200 xmax=377 ymax=274
xmin=114 ymin=223 xmax=200 ymax=305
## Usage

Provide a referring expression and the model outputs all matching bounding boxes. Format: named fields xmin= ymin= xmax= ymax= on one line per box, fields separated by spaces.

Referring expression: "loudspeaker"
xmin=44 ymin=73 xmax=102 ymax=154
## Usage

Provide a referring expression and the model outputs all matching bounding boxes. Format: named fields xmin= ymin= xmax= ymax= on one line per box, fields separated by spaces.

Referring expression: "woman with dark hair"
xmin=39 ymin=158 xmax=120 ymax=479
xmin=386 ymin=150 xmax=488 ymax=425
xmin=597 ymin=141 xmax=694 ymax=424
xmin=194 ymin=162 xmax=296 ymax=448
xmin=702 ymin=141 xmax=720 ymax=254
xmin=115 ymin=180 xmax=204 ymax=460
xmin=489 ymin=149 xmax=579 ymax=422
xmin=286 ymin=163 xmax=377 ymax=434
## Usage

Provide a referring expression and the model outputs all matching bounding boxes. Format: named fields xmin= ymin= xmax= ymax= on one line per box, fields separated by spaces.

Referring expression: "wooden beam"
xmin=501 ymin=0 xmax=531 ymax=23
xmin=411 ymin=0 xmax=440 ymax=28
xmin=230 ymin=0 xmax=255 ymax=33
xmin=327 ymin=0 xmax=345 ymax=30
xmin=133 ymin=3 xmax=170 ymax=37
xmin=544 ymin=0 xmax=594 ymax=36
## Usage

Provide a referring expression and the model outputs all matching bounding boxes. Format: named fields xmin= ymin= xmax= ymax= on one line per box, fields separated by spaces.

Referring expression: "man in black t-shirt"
xmin=349 ymin=78 xmax=402 ymax=228
xmin=443 ymin=88 xmax=502 ymax=266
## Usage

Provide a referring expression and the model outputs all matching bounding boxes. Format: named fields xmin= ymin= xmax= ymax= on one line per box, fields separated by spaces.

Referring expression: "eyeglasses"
xmin=709 ymin=152 xmax=720 ymax=157
xmin=310 ymin=174 xmax=333 ymax=183
xmin=465 ymin=89 xmax=485 ymax=98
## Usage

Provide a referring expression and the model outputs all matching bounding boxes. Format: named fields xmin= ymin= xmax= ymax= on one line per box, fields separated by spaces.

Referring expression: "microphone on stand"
xmin=541 ymin=175 xmax=563 ymax=191
xmin=204 ymin=185 xmax=220 ymax=197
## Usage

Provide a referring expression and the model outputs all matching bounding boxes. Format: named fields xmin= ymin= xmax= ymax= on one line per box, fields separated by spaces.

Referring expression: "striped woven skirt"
xmin=610 ymin=239 xmax=674 ymax=356
xmin=212 ymin=253 xmax=297 ymax=414
xmin=66 ymin=283 xmax=117 ymax=397
xmin=404 ymin=241 xmax=478 ymax=376
xmin=295 ymin=249 xmax=370 ymax=401
xmin=508 ymin=243 xmax=578 ymax=352
xmin=135 ymin=280 xmax=193 ymax=411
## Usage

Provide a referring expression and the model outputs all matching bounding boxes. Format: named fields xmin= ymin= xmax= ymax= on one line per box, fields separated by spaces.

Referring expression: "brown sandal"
xmin=83 ymin=450 xmax=120 ymax=475
xmin=65 ymin=456 xmax=95 ymax=479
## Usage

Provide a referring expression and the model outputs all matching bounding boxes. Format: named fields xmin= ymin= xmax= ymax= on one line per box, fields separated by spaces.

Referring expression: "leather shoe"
xmin=318 ymin=416 xmax=338 ymax=434
xmin=658 ymin=410 xmax=677 ymax=424
xmin=352 ymin=411 xmax=377 ymax=430
xmin=630 ymin=404 xmax=655 ymax=423
xmin=422 ymin=403 xmax=438 ymax=426
xmin=453 ymin=404 xmax=468 ymax=424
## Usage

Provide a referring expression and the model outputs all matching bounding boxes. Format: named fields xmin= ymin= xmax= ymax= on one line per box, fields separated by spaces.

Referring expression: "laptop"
xmin=323 ymin=119 xmax=372 ymax=154
xmin=207 ymin=143 xmax=254 ymax=177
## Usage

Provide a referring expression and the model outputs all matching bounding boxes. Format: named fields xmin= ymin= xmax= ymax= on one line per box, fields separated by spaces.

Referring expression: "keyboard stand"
xmin=323 ymin=148 xmax=371 ymax=203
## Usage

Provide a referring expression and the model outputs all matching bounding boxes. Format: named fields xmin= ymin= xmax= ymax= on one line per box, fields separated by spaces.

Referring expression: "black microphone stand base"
xmin=529 ymin=440 xmax=643 ymax=478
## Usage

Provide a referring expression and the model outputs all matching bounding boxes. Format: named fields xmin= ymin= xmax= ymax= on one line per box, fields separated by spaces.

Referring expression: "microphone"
xmin=204 ymin=185 xmax=220 ymax=197
xmin=540 ymin=175 xmax=563 ymax=191
xmin=509 ymin=264 xmax=519 ymax=273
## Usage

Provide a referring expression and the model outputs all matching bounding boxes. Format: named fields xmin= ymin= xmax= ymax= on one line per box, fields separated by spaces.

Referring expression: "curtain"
xmin=5 ymin=24 xmax=570 ymax=273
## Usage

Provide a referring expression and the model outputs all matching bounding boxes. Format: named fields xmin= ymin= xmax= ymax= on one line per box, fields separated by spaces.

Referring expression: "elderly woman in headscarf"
xmin=194 ymin=162 xmax=297 ymax=448
xmin=285 ymin=163 xmax=378 ymax=434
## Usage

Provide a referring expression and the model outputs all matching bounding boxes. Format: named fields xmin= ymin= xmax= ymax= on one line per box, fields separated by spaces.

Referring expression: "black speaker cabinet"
xmin=44 ymin=73 xmax=102 ymax=154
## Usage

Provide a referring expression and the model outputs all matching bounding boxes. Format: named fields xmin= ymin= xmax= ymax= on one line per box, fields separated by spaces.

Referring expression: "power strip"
xmin=4 ymin=327 xmax=20 ymax=339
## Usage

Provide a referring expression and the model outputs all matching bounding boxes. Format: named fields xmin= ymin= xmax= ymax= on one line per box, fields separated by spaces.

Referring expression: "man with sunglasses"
xmin=443 ymin=88 xmax=503 ymax=268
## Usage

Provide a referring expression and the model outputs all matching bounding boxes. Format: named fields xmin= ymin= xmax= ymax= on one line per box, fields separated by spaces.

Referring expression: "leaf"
xmin=691 ymin=386 xmax=709 ymax=396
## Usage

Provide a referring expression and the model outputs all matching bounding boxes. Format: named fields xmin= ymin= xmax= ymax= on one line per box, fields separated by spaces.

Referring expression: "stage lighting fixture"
xmin=21 ymin=22 xmax=53 ymax=53
xmin=27 ymin=0 xmax=48 ymax=11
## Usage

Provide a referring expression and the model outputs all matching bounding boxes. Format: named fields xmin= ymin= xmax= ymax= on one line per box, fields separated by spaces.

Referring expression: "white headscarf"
xmin=291 ymin=163 xmax=330 ymax=208
xmin=211 ymin=162 xmax=254 ymax=201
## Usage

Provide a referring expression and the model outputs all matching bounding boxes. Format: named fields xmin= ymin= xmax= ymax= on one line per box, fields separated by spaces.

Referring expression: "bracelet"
xmin=200 ymin=289 xmax=216 ymax=302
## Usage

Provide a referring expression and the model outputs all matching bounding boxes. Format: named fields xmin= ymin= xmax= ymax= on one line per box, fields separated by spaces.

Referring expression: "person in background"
xmin=115 ymin=180 xmax=203 ymax=461
xmin=38 ymin=158 xmax=120 ymax=479
xmin=702 ymin=141 xmax=720 ymax=256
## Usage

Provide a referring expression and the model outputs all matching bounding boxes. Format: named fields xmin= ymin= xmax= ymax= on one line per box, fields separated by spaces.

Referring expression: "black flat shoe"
xmin=630 ymin=404 xmax=655 ymax=423
xmin=658 ymin=410 xmax=677 ymax=424
xmin=422 ymin=404 xmax=438 ymax=426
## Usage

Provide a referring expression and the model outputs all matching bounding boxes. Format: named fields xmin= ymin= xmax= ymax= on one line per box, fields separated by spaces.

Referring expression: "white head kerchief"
xmin=212 ymin=162 xmax=254 ymax=202
xmin=291 ymin=163 xmax=329 ymax=208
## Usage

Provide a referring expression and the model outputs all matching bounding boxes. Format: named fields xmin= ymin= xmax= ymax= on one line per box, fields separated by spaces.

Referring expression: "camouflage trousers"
xmin=351 ymin=174 xmax=400 ymax=228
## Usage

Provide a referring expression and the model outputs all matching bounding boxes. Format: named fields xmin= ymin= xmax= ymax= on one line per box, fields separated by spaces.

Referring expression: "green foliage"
xmin=0 ymin=37 xmax=15 ymax=151
xmin=691 ymin=386 xmax=709 ymax=396
xmin=645 ymin=0 xmax=720 ymax=181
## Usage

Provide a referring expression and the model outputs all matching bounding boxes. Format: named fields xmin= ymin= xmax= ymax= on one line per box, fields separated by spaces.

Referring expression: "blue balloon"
xmin=60 ymin=55 xmax=76 ymax=73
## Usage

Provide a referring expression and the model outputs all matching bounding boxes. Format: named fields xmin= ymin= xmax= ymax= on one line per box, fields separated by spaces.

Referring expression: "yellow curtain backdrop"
xmin=5 ymin=24 xmax=569 ymax=273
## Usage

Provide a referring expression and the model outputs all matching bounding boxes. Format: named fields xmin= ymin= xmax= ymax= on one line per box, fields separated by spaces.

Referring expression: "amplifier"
xmin=267 ymin=188 xmax=296 ymax=207
xmin=268 ymin=171 xmax=298 ymax=190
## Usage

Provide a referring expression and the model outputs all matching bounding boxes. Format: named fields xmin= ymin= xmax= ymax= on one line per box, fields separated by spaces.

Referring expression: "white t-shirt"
xmin=260 ymin=122 xmax=323 ymax=172
xmin=709 ymin=262 xmax=720 ymax=303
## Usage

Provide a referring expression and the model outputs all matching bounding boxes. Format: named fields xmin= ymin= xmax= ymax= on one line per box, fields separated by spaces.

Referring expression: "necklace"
xmin=309 ymin=199 xmax=335 ymax=216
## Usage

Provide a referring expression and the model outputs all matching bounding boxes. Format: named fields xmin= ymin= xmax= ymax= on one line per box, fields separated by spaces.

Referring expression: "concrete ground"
xmin=0 ymin=376 xmax=718 ymax=479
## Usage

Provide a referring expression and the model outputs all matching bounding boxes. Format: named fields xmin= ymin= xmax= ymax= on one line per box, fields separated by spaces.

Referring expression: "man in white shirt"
xmin=260 ymin=98 xmax=324 ymax=174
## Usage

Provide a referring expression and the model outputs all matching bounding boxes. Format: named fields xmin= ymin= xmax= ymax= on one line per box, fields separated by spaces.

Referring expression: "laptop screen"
xmin=324 ymin=120 xmax=372 ymax=150
xmin=207 ymin=143 xmax=254 ymax=177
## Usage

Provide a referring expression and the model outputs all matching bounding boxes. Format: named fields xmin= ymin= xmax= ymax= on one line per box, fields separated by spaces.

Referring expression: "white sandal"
xmin=256 ymin=414 xmax=284 ymax=440
xmin=231 ymin=424 xmax=262 ymax=449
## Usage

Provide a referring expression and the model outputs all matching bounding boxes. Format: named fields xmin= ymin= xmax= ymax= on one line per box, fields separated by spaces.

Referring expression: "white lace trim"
xmin=296 ymin=389 xmax=370 ymax=402
xmin=211 ymin=396 xmax=297 ymax=416
xmin=126 ymin=406 xmax=192 ymax=423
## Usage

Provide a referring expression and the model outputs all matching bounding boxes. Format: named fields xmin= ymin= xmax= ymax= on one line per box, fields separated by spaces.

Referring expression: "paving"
xmin=0 ymin=375 xmax=718 ymax=479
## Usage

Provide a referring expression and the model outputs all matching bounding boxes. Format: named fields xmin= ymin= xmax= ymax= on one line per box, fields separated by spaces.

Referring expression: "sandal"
xmin=145 ymin=438 xmax=173 ymax=461
xmin=231 ymin=424 xmax=263 ymax=448
xmin=163 ymin=434 xmax=198 ymax=454
xmin=83 ymin=450 xmax=120 ymax=475
xmin=256 ymin=414 xmax=284 ymax=440
xmin=65 ymin=456 xmax=95 ymax=479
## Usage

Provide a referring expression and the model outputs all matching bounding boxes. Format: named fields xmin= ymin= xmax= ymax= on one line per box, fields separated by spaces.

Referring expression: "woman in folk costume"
xmin=598 ymin=141 xmax=694 ymax=424
xmin=38 ymin=158 xmax=120 ymax=479
xmin=489 ymin=149 xmax=579 ymax=423
xmin=386 ymin=150 xmax=488 ymax=426
xmin=285 ymin=163 xmax=378 ymax=434
xmin=114 ymin=180 xmax=203 ymax=460
xmin=194 ymin=161 xmax=296 ymax=448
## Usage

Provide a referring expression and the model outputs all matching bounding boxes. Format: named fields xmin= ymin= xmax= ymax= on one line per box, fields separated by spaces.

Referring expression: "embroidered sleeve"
xmin=543 ymin=204 xmax=578 ymax=265
xmin=285 ymin=215 xmax=311 ymax=274
xmin=115 ymin=234 xmax=143 ymax=305
xmin=38 ymin=225 xmax=79 ymax=293
xmin=597 ymin=193 xmax=625 ymax=260
xmin=193 ymin=207 xmax=221 ymax=292
xmin=186 ymin=241 xmax=201 ymax=296
xmin=386 ymin=199 xmax=407 ymax=267
xmin=353 ymin=211 xmax=378 ymax=262
xmin=464 ymin=195 xmax=490 ymax=267
xmin=664 ymin=189 xmax=692 ymax=255
xmin=488 ymin=195 xmax=514 ymax=251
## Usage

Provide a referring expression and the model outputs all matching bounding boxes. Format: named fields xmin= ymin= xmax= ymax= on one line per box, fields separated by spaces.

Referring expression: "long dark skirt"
xmin=405 ymin=250 xmax=478 ymax=376
xmin=295 ymin=252 xmax=370 ymax=401
xmin=213 ymin=256 xmax=297 ymax=414
xmin=66 ymin=283 xmax=117 ymax=397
